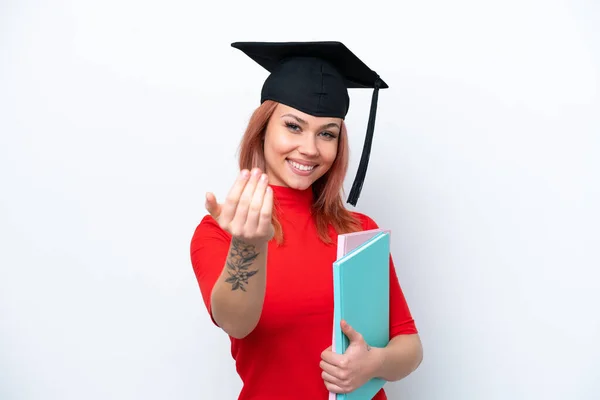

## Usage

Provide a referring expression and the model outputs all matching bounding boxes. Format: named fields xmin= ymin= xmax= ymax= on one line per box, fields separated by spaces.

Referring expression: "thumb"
xmin=205 ymin=192 xmax=221 ymax=219
xmin=341 ymin=320 xmax=363 ymax=343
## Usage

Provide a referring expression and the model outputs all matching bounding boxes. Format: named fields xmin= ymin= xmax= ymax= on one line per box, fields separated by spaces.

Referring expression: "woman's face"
xmin=263 ymin=103 xmax=342 ymax=190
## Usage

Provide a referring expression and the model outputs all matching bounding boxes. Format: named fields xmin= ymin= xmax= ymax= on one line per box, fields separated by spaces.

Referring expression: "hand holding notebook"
xmin=321 ymin=318 xmax=384 ymax=395
xmin=327 ymin=229 xmax=391 ymax=400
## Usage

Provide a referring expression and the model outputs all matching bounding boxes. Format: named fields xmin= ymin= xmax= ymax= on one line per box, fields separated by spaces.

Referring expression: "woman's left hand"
xmin=320 ymin=320 xmax=381 ymax=394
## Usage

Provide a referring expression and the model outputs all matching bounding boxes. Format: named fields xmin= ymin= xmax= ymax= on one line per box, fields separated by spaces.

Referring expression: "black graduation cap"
xmin=231 ymin=41 xmax=388 ymax=206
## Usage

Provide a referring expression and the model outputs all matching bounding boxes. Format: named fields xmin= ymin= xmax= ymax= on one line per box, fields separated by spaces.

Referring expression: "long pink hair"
xmin=237 ymin=100 xmax=362 ymax=245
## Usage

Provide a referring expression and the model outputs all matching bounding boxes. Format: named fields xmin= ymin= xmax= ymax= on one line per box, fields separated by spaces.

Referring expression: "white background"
xmin=1 ymin=0 xmax=599 ymax=399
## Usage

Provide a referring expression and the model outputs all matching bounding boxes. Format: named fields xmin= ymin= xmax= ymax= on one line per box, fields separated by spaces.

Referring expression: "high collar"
xmin=270 ymin=184 xmax=314 ymax=212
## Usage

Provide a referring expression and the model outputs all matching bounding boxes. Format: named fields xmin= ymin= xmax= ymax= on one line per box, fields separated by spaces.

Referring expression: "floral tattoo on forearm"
xmin=225 ymin=238 xmax=259 ymax=291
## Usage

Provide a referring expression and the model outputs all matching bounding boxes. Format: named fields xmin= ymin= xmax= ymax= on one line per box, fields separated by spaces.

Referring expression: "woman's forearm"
xmin=371 ymin=334 xmax=423 ymax=382
xmin=210 ymin=238 xmax=268 ymax=339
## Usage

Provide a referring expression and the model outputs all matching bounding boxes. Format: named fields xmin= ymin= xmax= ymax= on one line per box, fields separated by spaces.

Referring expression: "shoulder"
xmin=349 ymin=211 xmax=380 ymax=231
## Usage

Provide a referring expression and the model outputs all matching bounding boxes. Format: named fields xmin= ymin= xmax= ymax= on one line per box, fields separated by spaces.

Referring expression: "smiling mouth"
xmin=286 ymin=159 xmax=317 ymax=172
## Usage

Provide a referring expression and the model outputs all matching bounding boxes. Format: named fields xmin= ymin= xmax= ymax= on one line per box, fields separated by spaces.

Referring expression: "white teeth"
xmin=288 ymin=160 xmax=315 ymax=171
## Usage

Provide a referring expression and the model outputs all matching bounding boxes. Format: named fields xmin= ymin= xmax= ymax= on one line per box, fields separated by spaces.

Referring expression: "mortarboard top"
xmin=231 ymin=41 xmax=388 ymax=206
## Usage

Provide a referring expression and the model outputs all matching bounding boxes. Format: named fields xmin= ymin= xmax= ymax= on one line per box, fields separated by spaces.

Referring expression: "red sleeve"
xmin=352 ymin=212 xmax=418 ymax=337
xmin=190 ymin=214 xmax=232 ymax=326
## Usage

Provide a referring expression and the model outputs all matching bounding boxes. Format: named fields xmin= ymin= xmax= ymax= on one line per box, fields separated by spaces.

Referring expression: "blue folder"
xmin=332 ymin=231 xmax=390 ymax=400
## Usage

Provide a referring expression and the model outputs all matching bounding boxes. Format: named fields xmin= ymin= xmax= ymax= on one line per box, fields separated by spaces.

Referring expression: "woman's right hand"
xmin=205 ymin=168 xmax=275 ymax=246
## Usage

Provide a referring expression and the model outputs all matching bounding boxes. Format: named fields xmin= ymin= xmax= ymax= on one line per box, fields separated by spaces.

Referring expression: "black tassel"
xmin=346 ymin=77 xmax=382 ymax=206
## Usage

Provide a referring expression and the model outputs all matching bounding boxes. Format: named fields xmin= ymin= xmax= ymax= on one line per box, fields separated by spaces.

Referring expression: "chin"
xmin=282 ymin=172 xmax=322 ymax=191
xmin=286 ymin=180 xmax=313 ymax=191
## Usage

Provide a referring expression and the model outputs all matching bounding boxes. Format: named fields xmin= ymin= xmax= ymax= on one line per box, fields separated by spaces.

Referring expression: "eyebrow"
xmin=281 ymin=113 xmax=341 ymax=131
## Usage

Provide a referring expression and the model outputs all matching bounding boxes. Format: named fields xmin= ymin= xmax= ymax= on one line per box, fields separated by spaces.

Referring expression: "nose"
xmin=298 ymin=135 xmax=319 ymax=157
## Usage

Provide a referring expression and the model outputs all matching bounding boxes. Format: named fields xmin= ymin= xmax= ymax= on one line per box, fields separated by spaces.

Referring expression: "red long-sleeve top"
xmin=190 ymin=185 xmax=417 ymax=399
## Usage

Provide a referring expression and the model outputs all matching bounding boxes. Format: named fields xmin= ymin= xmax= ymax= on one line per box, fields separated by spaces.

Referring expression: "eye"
xmin=319 ymin=131 xmax=338 ymax=140
xmin=285 ymin=122 xmax=301 ymax=132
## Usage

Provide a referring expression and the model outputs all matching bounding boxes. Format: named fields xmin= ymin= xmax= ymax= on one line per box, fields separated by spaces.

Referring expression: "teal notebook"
xmin=332 ymin=231 xmax=390 ymax=400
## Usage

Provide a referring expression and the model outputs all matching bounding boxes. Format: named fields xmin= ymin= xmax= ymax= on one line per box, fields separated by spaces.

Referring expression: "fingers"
xmin=211 ymin=168 xmax=273 ymax=243
xmin=321 ymin=357 xmax=355 ymax=395
xmin=231 ymin=168 xmax=262 ymax=234
xmin=324 ymin=381 xmax=346 ymax=394
xmin=322 ymin=370 xmax=346 ymax=394
xmin=321 ymin=347 xmax=346 ymax=368
xmin=205 ymin=192 xmax=220 ymax=219
xmin=341 ymin=320 xmax=363 ymax=343
xmin=257 ymin=182 xmax=274 ymax=237
xmin=320 ymin=359 xmax=346 ymax=381
xmin=244 ymin=172 xmax=269 ymax=233
xmin=221 ymin=169 xmax=251 ymax=225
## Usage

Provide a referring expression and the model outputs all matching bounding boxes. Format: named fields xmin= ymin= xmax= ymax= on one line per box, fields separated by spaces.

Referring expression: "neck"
xmin=269 ymin=184 xmax=313 ymax=212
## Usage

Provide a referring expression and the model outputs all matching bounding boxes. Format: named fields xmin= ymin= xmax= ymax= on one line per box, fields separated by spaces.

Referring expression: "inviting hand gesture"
xmin=205 ymin=168 xmax=275 ymax=246
xmin=320 ymin=320 xmax=380 ymax=394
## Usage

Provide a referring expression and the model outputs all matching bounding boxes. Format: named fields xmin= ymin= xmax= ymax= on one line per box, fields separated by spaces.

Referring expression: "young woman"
xmin=190 ymin=41 xmax=423 ymax=400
